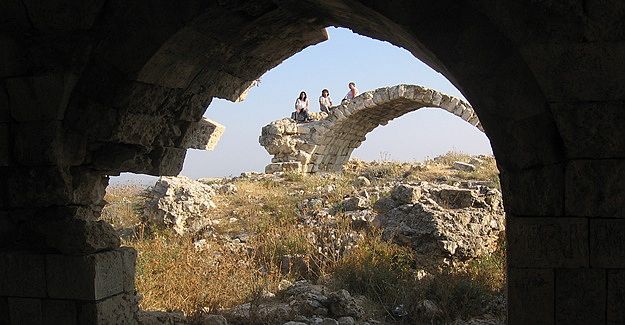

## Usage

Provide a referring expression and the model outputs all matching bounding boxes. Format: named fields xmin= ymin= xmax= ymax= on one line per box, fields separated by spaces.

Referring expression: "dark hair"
xmin=348 ymin=82 xmax=355 ymax=87
xmin=322 ymin=89 xmax=329 ymax=95
xmin=299 ymin=91 xmax=307 ymax=100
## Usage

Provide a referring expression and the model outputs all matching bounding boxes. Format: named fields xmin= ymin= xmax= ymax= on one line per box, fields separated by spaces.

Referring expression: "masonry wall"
xmin=0 ymin=1 xmax=327 ymax=323
xmin=1 ymin=0 xmax=624 ymax=323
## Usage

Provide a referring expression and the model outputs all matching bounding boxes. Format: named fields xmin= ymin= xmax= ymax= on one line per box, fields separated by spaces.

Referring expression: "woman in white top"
xmin=319 ymin=89 xmax=333 ymax=113
xmin=294 ymin=91 xmax=310 ymax=122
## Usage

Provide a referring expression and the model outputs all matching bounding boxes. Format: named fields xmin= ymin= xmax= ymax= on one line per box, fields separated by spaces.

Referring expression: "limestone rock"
xmin=222 ymin=281 xmax=365 ymax=325
xmin=136 ymin=310 xmax=187 ymax=324
xmin=453 ymin=161 xmax=476 ymax=172
xmin=374 ymin=183 xmax=504 ymax=263
xmin=432 ymin=186 xmax=477 ymax=209
xmin=391 ymin=184 xmax=422 ymax=204
xmin=337 ymin=316 xmax=355 ymax=325
xmin=143 ymin=176 xmax=217 ymax=235
xmin=211 ymin=183 xmax=238 ymax=195
xmin=180 ymin=118 xmax=225 ymax=151
xmin=415 ymin=300 xmax=442 ymax=321
xmin=372 ymin=197 xmax=398 ymax=213
xmin=200 ymin=314 xmax=228 ymax=325
xmin=340 ymin=196 xmax=370 ymax=211
xmin=327 ymin=290 xmax=364 ymax=319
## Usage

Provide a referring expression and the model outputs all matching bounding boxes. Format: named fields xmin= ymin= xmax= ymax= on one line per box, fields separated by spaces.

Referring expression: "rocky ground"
xmin=102 ymin=152 xmax=506 ymax=325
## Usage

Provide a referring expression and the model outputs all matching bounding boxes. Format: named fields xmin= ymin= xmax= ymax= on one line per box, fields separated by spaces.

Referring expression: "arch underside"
xmin=260 ymin=84 xmax=482 ymax=173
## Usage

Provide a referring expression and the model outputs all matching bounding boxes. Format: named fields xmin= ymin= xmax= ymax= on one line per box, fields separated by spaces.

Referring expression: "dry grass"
xmin=331 ymin=233 xmax=506 ymax=323
xmin=132 ymin=230 xmax=283 ymax=315
xmin=101 ymin=184 xmax=147 ymax=229
xmin=346 ymin=151 xmax=500 ymax=190
xmin=102 ymin=153 xmax=505 ymax=321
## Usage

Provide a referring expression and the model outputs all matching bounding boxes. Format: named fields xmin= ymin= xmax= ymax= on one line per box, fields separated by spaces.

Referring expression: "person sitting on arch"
xmin=342 ymin=82 xmax=359 ymax=104
xmin=319 ymin=88 xmax=333 ymax=113
xmin=293 ymin=91 xmax=311 ymax=123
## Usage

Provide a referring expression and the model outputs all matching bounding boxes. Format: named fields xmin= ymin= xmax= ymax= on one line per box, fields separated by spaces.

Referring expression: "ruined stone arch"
xmin=261 ymin=84 xmax=483 ymax=173
xmin=1 ymin=0 xmax=624 ymax=323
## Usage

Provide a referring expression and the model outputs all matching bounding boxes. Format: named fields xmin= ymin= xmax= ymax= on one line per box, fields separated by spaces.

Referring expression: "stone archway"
xmin=1 ymin=1 xmax=624 ymax=324
xmin=260 ymin=84 xmax=482 ymax=173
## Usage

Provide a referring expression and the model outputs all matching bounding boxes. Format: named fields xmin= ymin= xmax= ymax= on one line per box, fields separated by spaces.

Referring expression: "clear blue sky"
xmin=112 ymin=27 xmax=491 ymax=184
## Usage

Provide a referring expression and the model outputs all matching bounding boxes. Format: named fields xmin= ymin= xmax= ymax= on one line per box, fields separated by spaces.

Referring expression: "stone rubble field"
xmin=102 ymin=153 xmax=506 ymax=325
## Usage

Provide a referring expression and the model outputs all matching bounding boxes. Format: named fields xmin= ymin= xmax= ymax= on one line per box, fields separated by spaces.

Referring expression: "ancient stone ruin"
xmin=1 ymin=1 xmax=624 ymax=323
xmin=374 ymin=182 xmax=504 ymax=265
xmin=260 ymin=84 xmax=482 ymax=174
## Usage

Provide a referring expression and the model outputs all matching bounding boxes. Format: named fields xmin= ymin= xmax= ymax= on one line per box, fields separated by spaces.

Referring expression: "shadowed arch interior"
xmin=2 ymin=0 xmax=622 ymax=323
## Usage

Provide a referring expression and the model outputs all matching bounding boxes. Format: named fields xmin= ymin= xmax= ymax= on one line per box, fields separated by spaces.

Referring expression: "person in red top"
xmin=342 ymin=82 xmax=359 ymax=103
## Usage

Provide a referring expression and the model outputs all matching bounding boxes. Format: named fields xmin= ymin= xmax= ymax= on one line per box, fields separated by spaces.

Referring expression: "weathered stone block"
xmin=507 ymin=216 xmax=588 ymax=268
xmin=180 ymin=118 xmax=225 ymax=150
xmin=265 ymin=162 xmax=301 ymax=174
xmin=555 ymin=268 xmax=606 ymax=324
xmin=91 ymin=143 xmax=152 ymax=174
xmin=70 ymin=167 xmax=108 ymax=206
xmin=64 ymin=100 xmax=118 ymax=142
xmin=13 ymin=120 xmax=64 ymax=166
xmin=391 ymin=184 xmax=422 ymax=204
xmin=78 ymin=293 xmax=137 ymax=324
xmin=500 ymin=164 xmax=564 ymax=216
xmin=113 ymin=113 xmax=166 ymax=147
xmin=120 ymin=247 xmax=137 ymax=292
xmin=0 ymin=35 xmax=26 ymax=79
xmin=21 ymin=0 xmax=106 ymax=30
xmin=181 ymin=95 xmax=211 ymax=122
xmin=6 ymin=73 xmax=72 ymax=121
xmin=6 ymin=166 xmax=72 ymax=207
xmin=479 ymin=110 xmax=565 ymax=170
xmin=521 ymin=42 xmax=625 ymax=101
xmin=0 ymin=86 xmax=8 ymax=120
xmin=8 ymin=298 xmax=42 ymax=324
xmin=0 ymin=123 xmax=9 ymax=166
xmin=608 ymin=270 xmax=625 ymax=324
xmin=43 ymin=299 xmax=78 ymax=325
xmin=0 ymin=297 xmax=8 ymax=324
xmin=590 ymin=219 xmax=625 ymax=268
xmin=566 ymin=159 xmax=625 ymax=218
xmin=32 ymin=217 xmax=120 ymax=255
xmin=0 ymin=252 xmax=46 ymax=297
xmin=372 ymin=87 xmax=389 ymax=105
xmin=46 ymin=250 xmax=125 ymax=300
xmin=149 ymin=147 xmax=186 ymax=176
xmin=551 ymin=101 xmax=625 ymax=158
xmin=507 ymin=268 xmax=553 ymax=325
xmin=430 ymin=90 xmax=443 ymax=106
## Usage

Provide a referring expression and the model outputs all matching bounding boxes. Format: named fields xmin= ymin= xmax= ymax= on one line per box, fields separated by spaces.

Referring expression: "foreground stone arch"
xmin=261 ymin=84 xmax=482 ymax=173
xmin=1 ymin=1 xmax=624 ymax=323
